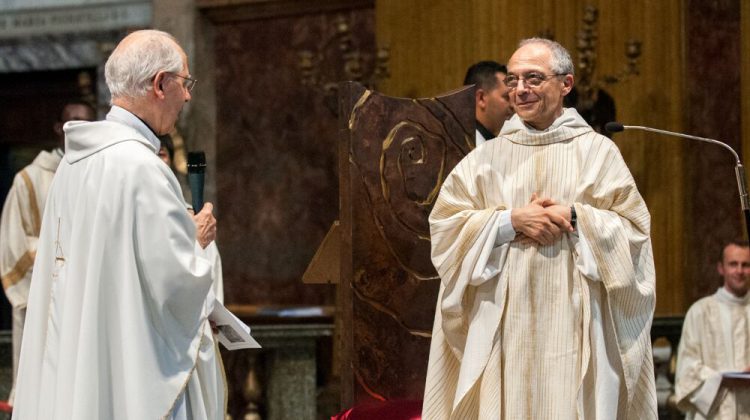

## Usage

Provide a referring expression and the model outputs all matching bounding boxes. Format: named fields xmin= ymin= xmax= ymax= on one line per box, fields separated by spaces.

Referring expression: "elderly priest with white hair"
xmin=422 ymin=38 xmax=657 ymax=419
xmin=12 ymin=29 xmax=225 ymax=420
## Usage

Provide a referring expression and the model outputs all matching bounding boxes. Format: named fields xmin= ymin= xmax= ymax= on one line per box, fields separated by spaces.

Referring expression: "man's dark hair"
xmin=58 ymin=99 xmax=95 ymax=122
xmin=720 ymin=239 xmax=750 ymax=262
xmin=463 ymin=61 xmax=507 ymax=91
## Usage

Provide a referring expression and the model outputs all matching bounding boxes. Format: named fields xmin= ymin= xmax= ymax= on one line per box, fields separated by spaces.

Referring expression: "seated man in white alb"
xmin=676 ymin=240 xmax=750 ymax=419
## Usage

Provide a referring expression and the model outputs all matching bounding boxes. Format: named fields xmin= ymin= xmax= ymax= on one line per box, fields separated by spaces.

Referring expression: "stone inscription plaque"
xmin=0 ymin=2 xmax=151 ymax=38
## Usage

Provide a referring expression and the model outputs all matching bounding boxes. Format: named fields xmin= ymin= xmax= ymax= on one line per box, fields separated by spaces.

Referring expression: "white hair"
xmin=519 ymin=37 xmax=575 ymax=75
xmin=105 ymin=30 xmax=184 ymax=101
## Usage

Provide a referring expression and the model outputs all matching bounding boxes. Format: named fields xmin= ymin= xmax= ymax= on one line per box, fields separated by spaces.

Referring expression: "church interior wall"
xmin=0 ymin=0 xmax=748 ymax=416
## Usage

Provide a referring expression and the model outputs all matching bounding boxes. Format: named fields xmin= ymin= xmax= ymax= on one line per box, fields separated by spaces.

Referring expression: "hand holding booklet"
xmin=209 ymin=301 xmax=261 ymax=350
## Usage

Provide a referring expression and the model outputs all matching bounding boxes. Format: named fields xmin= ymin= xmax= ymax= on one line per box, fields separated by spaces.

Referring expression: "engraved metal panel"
xmin=339 ymin=81 xmax=474 ymax=405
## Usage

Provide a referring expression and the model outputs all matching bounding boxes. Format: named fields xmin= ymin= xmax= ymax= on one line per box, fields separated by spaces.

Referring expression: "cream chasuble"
xmin=0 ymin=149 xmax=62 ymax=308
xmin=423 ymin=109 xmax=657 ymax=419
xmin=12 ymin=118 xmax=224 ymax=420
xmin=675 ymin=288 xmax=750 ymax=419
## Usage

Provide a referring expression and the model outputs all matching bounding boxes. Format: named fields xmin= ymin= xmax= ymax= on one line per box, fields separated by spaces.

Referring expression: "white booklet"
xmin=209 ymin=301 xmax=261 ymax=350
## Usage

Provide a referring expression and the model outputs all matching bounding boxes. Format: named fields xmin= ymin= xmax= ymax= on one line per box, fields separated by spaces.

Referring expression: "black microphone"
xmin=606 ymin=121 xmax=750 ymax=240
xmin=187 ymin=151 xmax=206 ymax=213
xmin=604 ymin=122 xmax=624 ymax=133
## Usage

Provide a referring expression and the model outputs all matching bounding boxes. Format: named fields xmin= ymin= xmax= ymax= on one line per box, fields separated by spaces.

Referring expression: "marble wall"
xmin=211 ymin=8 xmax=375 ymax=306
xmin=684 ymin=0 xmax=743 ymax=303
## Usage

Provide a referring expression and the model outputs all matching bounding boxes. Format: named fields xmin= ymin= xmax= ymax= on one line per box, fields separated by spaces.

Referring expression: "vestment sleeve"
xmin=429 ymin=153 xmax=508 ymax=356
xmin=132 ymin=161 xmax=214 ymax=344
xmin=574 ymin=139 xmax=656 ymax=409
xmin=196 ymin=241 xmax=224 ymax=304
xmin=674 ymin=306 xmax=725 ymax=416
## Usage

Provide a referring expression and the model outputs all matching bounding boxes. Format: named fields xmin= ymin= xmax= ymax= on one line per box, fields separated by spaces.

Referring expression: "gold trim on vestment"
xmin=1 ymin=250 xmax=35 ymax=289
xmin=162 ymin=319 xmax=208 ymax=420
xmin=215 ymin=337 xmax=229 ymax=416
xmin=19 ymin=170 xmax=41 ymax=236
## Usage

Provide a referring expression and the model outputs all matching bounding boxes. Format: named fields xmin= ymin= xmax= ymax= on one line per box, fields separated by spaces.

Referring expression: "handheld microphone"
xmin=606 ymin=121 xmax=750 ymax=240
xmin=187 ymin=151 xmax=206 ymax=213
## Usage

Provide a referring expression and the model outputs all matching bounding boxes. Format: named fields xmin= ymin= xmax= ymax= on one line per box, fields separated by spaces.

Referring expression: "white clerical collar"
xmin=715 ymin=286 xmax=750 ymax=305
xmin=106 ymin=106 xmax=161 ymax=153
xmin=500 ymin=107 xmax=589 ymax=135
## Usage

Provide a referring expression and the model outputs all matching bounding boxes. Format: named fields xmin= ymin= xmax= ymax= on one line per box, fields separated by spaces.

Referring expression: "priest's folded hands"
xmin=510 ymin=192 xmax=573 ymax=245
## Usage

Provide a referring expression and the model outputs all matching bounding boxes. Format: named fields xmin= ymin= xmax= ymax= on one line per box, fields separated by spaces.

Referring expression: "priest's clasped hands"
xmin=511 ymin=192 xmax=574 ymax=246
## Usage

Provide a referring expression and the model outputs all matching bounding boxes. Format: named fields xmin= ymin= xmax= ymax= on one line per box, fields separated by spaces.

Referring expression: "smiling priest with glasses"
xmin=422 ymin=38 xmax=657 ymax=420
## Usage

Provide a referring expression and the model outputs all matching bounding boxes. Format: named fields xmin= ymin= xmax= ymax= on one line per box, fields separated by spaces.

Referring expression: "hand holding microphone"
xmin=193 ymin=202 xmax=216 ymax=249
xmin=187 ymin=151 xmax=215 ymax=247
xmin=187 ymin=151 xmax=206 ymax=213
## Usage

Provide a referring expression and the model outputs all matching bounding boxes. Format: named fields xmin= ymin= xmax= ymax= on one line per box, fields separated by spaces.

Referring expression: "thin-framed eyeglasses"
xmin=504 ymin=72 xmax=566 ymax=89
xmin=169 ymin=73 xmax=197 ymax=92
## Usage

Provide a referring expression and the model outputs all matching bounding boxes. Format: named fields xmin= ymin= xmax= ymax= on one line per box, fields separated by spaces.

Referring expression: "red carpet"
xmin=332 ymin=400 xmax=422 ymax=420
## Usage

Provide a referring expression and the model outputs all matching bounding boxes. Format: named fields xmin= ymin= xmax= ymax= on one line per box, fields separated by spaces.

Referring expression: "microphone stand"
xmin=614 ymin=124 xmax=750 ymax=241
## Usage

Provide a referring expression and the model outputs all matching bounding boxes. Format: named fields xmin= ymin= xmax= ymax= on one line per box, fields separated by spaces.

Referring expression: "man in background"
xmin=463 ymin=60 xmax=514 ymax=146
xmin=13 ymin=29 xmax=224 ymax=419
xmin=676 ymin=240 xmax=750 ymax=419
xmin=0 ymin=100 xmax=95 ymax=405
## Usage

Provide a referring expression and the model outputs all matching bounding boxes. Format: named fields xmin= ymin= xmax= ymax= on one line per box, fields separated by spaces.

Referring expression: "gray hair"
xmin=518 ymin=37 xmax=575 ymax=76
xmin=105 ymin=30 xmax=184 ymax=101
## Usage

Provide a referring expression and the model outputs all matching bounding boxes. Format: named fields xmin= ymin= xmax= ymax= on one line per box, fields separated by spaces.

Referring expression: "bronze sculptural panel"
xmin=339 ymin=82 xmax=474 ymax=405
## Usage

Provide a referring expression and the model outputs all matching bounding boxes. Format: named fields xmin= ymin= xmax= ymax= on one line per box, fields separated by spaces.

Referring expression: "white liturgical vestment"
xmin=205 ymin=242 xmax=224 ymax=303
xmin=423 ymin=109 xmax=657 ymax=419
xmin=12 ymin=110 xmax=224 ymax=420
xmin=675 ymin=288 xmax=750 ymax=419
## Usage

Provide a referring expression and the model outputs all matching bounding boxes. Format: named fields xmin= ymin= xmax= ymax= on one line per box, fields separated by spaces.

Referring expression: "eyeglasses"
xmin=504 ymin=72 xmax=566 ymax=89
xmin=169 ymin=73 xmax=197 ymax=92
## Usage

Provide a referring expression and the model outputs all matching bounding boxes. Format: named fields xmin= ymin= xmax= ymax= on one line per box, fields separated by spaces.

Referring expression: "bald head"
xmin=105 ymin=30 xmax=185 ymax=101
